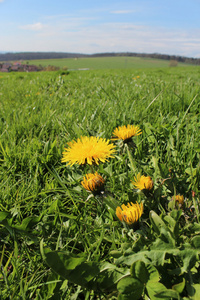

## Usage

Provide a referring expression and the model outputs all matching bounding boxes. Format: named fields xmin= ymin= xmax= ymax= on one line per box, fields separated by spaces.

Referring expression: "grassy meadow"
xmin=25 ymin=56 xmax=190 ymax=70
xmin=0 ymin=64 xmax=200 ymax=299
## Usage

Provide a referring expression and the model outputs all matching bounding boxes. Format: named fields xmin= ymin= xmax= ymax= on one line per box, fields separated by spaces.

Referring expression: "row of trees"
xmin=91 ymin=52 xmax=200 ymax=65
xmin=0 ymin=51 xmax=200 ymax=65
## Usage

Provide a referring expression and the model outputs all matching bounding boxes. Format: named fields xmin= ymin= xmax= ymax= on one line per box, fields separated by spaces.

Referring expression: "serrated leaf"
xmin=179 ymin=249 xmax=199 ymax=273
xmin=151 ymin=231 xmax=176 ymax=249
xmin=146 ymin=249 xmax=166 ymax=266
xmin=148 ymin=238 xmax=178 ymax=266
xmin=115 ymin=251 xmax=150 ymax=266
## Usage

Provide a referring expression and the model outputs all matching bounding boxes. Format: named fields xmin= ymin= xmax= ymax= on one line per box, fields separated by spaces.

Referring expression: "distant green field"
xmin=26 ymin=56 xmax=191 ymax=70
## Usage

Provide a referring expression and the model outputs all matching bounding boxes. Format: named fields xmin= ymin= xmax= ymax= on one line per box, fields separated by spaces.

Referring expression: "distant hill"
xmin=0 ymin=51 xmax=199 ymax=65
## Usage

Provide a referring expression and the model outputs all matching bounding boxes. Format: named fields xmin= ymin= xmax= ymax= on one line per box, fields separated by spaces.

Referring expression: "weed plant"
xmin=0 ymin=66 xmax=200 ymax=299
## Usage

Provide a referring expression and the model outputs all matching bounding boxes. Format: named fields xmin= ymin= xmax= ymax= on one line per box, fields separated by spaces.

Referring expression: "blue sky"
xmin=0 ymin=0 xmax=200 ymax=57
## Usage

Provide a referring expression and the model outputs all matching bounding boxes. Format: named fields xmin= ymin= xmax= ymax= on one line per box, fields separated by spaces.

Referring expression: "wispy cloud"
xmin=0 ymin=0 xmax=4 ymax=2
xmin=20 ymin=22 xmax=44 ymax=31
xmin=29 ymin=22 xmax=200 ymax=57
xmin=2 ymin=15 xmax=200 ymax=57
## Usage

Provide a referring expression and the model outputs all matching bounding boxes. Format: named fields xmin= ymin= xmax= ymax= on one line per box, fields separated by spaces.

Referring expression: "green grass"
xmin=0 ymin=66 xmax=200 ymax=299
xmin=26 ymin=56 xmax=191 ymax=70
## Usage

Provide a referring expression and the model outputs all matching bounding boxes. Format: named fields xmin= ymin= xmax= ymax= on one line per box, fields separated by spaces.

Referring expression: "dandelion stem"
xmin=89 ymin=164 xmax=95 ymax=173
xmin=125 ymin=144 xmax=137 ymax=173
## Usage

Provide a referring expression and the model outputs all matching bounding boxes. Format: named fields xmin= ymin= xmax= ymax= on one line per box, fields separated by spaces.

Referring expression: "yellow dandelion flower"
xmin=112 ymin=125 xmax=142 ymax=142
xmin=172 ymin=194 xmax=184 ymax=206
xmin=81 ymin=172 xmax=105 ymax=192
xmin=61 ymin=136 xmax=116 ymax=166
xmin=116 ymin=202 xmax=143 ymax=225
xmin=132 ymin=173 xmax=154 ymax=191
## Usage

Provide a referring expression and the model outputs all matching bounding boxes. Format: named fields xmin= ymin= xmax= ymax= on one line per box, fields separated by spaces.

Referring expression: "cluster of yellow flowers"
xmin=61 ymin=124 xmax=184 ymax=226
xmin=61 ymin=124 xmax=145 ymax=226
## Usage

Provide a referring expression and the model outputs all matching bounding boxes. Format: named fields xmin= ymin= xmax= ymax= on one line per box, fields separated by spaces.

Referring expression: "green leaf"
xmin=0 ymin=211 xmax=9 ymax=222
xmin=45 ymin=249 xmax=86 ymax=270
xmin=154 ymin=289 xmax=180 ymax=299
xmin=191 ymin=236 xmax=200 ymax=249
xmin=43 ymin=249 xmax=129 ymax=291
xmin=172 ymin=278 xmax=185 ymax=294
xmin=95 ymin=262 xmax=130 ymax=290
xmin=146 ymin=281 xmax=168 ymax=300
xmin=13 ymin=215 xmax=42 ymax=231
xmin=115 ymin=244 xmax=179 ymax=268
xmin=150 ymin=235 xmax=177 ymax=251
xmin=164 ymin=215 xmax=176 ymax=229
xmin=44 ymin=250 xmax=97 ymax=286
xmin=110 ymin=250 xmax=123 ymax=258
xmin=149 ymin=210 xmax=168 ymax=236
xmin=117 ymin=276 xmax=144 ymax=300
xmin=115 ymin=251 xmax=150 ymax=266
xmin=146 ymin=248 xmax=166 ymax=266
xmin=179 ymin=249 xmax=199 ymax=274
xmin=130 ymin=261 xmax=149 ymax=284
xmin=168 ymin=249 xmax=199 ymax=276
xmin=69 ymin=261 xmax=100 ymax=287
xmin=170 ymin=209 xmax=182 ymax=222
xmin=187 ymin=283 xmax=200 ymax=300
xmin=146 ymin=264 xmax=160 ymax=282
xmin=148 ymin=238 xmax=178 ymax=266
xmin=191 ymin=223 xmax=200 ymax=233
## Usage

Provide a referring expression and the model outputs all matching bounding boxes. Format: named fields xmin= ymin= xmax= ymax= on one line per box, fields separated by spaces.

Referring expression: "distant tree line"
xmin=0 ymin=52 xmax=87 ymax=61
xmin=0 ymin=51 xmax=200 ymax=65
xmin=91 ymin=52 xmax=200 ymax=65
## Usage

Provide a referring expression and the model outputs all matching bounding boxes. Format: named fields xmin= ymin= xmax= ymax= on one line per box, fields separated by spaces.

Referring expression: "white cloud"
xmin=2 ymin=19 xmax=200 ymax=57
xmin=20 ymin=22 xmax=44 ymax=31
xmin=0 ymin=0 xmax=4 ymax=2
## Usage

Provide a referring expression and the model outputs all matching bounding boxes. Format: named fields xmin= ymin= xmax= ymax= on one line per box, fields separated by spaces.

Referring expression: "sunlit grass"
xmin=0 ymin=66 xmax=200 ymax=299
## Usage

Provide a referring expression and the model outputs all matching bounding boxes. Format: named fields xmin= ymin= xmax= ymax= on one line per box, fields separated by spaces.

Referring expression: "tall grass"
xmin=0 ymin=66 xmax=200 ymax=299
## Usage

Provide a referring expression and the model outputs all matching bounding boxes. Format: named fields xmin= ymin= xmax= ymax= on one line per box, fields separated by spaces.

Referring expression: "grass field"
xmin=25 ymin=56 xmax=191 ymax=70
xmin=0 ymin=65 xmax=200 ymax=299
